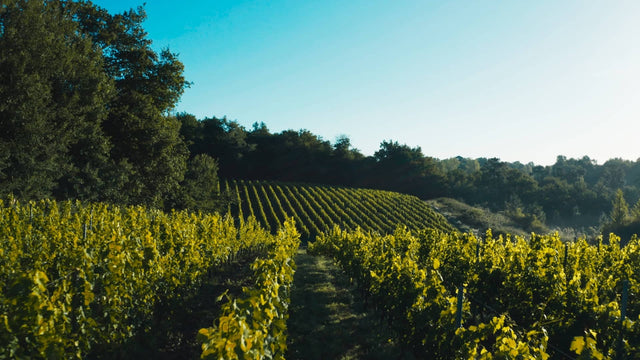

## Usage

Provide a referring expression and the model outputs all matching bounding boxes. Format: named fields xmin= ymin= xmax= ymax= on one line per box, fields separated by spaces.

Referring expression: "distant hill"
xmin=223 ymin=180 xmax=454 ymax=240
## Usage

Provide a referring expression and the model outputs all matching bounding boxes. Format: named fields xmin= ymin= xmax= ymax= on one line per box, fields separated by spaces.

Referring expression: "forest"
xmin=2 ymin=0 xmax=640 ymax=239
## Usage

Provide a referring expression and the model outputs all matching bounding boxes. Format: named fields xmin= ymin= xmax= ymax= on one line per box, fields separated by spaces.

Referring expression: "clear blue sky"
xmin=93 ymin=0 xmax=640 ymax=166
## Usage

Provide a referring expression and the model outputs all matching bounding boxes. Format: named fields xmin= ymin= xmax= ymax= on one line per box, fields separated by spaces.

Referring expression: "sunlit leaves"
xmin=198 ymin=220 xmax=300 ymax=359
xmin=310 ymin=226 xmax=639 ymax=358
xmin=0 ymin=197 xmax=275 ymax=358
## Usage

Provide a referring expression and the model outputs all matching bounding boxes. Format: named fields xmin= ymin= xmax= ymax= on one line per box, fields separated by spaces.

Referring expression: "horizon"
xmin=92 ymin=1 xmax=640 ymax=167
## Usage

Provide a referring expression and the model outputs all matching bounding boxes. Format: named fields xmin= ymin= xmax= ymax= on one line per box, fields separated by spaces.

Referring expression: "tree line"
xmin=1 ymin=1 xmax=637 ymax=236
xmin=179 ymin=114 xmax=640 ymax=232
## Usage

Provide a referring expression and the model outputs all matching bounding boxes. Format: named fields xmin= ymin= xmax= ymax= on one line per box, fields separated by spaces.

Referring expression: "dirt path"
xmin=286 ymin=249 xmax=408 ymax=360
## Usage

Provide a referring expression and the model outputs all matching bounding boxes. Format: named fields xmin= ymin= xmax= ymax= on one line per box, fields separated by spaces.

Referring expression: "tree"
xmin=74 ymin=3 xmax=190 ymax=207
xmin=330 ymin=135 xmax=364 ymax=185
xmin=475 ymin=158 xmax=510 ymax=206
xmin=0 ymin=0 xmax=113 ymax=200
xmin=601 ymin=189 xmax=640 ymax=244
xmin=630 ymin=198 xmax=640 ymax=222
xmin=169 ymin=154 xmax=223 ymax=212
xmin=334 ymin=135 xmax=359 ymax=159
xmin=177 ymin=112 xmax=202 ymax=150
xmin=551 ymin=155 xmax=587 ymax=184
xmin=610 ymin=189 xmax=629 ymax=226
xmin=197 ymin=117 xmax=254 ymax=177
xmin=597 ymin=159 xmax=630 ymax=195
xmin=371 ymin=141 xmax=445 ymax=197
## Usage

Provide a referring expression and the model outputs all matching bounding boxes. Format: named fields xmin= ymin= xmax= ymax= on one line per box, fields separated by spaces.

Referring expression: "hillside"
xmin=427 ymin=197 xmax=550 ymax=237
xmin=223 ymin=180 xmax=454 ymax=240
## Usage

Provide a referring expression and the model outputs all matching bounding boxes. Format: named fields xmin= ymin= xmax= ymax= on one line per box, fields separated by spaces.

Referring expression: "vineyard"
xmin=310 ymin=227 xmax=640 ymax=359
xmin=0 ymin=198 xmax=299 ymax=359
xmin=223 ymin=179 xmax=454 ymax=240
xmin=2 ymin=191 xmax=640 ymax=359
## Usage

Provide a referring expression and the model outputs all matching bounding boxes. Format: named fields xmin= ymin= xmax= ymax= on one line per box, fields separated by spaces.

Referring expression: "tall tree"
xmin=610 ymin=189 xmax=629 ymax=226
xmin=74 ymin=3 xmax=190 ymax=207
xmin=0 ymin=0 xmax=113 ymax=200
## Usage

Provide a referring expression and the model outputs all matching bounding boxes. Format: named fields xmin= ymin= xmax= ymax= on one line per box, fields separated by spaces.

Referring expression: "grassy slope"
xmin=427 ymin=197 xmax=549 ymax=237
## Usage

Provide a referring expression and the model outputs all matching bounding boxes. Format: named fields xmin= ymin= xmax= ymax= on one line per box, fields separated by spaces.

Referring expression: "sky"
xmin=92 ymin=0 xmax=640 ymax=166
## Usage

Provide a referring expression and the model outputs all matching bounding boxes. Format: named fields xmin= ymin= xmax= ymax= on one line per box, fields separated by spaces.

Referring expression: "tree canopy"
xmin=0 ymin=0 xmax=213 ymax=211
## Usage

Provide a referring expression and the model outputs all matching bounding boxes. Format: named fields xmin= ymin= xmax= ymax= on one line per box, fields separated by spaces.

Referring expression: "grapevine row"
xmin=310 ymin=227 xmax=640 ymax=358
xmin=198 ymin=220 xmax=300 ymax=359
xmin=269 ymin=184 xmax=309 ymax=238
xmin=296 ymin=185 xmax=335 ymax=229
xmin=249 ymin=181 xmax=271 ymax=232
xmin=282 ymin=185 xmax=324 ymax=236
xmin=0 ymin=198 xmax=277 ymax=358
xmin=227 ymin=180 xmax=454 ymax=240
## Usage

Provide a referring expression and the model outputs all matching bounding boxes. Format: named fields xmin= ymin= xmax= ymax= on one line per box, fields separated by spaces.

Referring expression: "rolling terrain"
xmin=223 ymin=179 xmax=455 ymax=240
